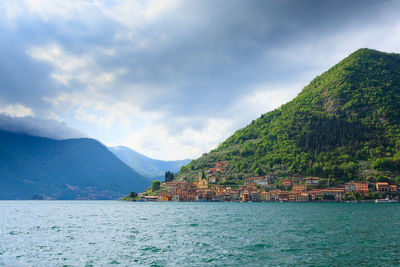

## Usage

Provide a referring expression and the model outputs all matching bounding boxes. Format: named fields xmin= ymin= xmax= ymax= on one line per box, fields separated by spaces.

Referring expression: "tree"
xmin=165 ymin=171 xmax=174 ymax=182
xmin=127 ymin=191 xmax=137 ymax=199
xmin=152 ymin=180 xmax=161 ymax=191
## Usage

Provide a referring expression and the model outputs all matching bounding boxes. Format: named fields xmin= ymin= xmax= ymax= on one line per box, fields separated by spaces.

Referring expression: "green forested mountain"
xmin=179 ymin=48 xmax=400 ymax=185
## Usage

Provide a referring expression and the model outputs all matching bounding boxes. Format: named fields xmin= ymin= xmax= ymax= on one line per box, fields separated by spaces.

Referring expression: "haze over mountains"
xmin=179 ymin=48 xmax=400 ymax=185
xmin=0 ymin=130 xmax=150 ymax=199
xmin=109 ymin=146 xmax=191 ymax=180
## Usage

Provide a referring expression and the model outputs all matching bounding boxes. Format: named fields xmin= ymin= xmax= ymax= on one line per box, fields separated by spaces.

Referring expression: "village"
xmin=138 ymin=161 xmax=399 ymax=203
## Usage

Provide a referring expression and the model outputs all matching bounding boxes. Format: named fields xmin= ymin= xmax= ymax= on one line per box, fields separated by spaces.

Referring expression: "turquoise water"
xmin=1 ymin=201 xmax=399 ymax=266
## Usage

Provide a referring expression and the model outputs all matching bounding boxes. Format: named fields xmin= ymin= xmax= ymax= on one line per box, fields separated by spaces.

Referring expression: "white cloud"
xmin=0 ymin=104 xmax=34 ymax=117
xmin=120 ymin=116 xmax=236 ymax=160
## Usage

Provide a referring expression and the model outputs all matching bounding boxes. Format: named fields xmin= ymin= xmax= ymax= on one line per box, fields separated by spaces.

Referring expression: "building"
xmin=283 ymin=180 xmax=294 ymax=187
xmin=308 ymin=189 xmax=322 ymax=200
xmin=292 ymin=184 xmax=307 ymax=192
xmin=278 ymin=191 xmax=289 ymax=201
xmin=197 ymin=177 xmax=209 ymax=189
xmin=389 ymin=185 xmax=398 ymax=192
xmin=345 ymin=181 xmax=369 ymax=193
xmin=207 ymin=168 xmax=217 ymax=173
xmin=305 ymin=177 xmax=319 ymax=185
xmin=245 ymin=176 xmax=270 ymax=186
xmin=295 ymin=193 xmax=310 ymax=202
xmin=207 ymin=173 xmax=217 ymax=183
xmin=164 ymin=182 xmax=196 ymax=194
xmin=216 ymin=161 xmax=229 ymax=168
xmin=376 ymin=182 xmax=389 ymax=192
xmin=321 ymin=188 xmax=345 ymax=201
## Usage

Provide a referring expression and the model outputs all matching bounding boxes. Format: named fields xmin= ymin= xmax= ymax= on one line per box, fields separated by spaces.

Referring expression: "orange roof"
xmin=376 ymin=182 xmax=389 ymax=185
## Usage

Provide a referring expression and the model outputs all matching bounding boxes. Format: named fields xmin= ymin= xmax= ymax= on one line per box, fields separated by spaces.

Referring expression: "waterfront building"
xmin=164 ymin=181 xmax=196 ymax=194
xmin=345 ymin=181 xmax=369 ymax=193
xmin=295 ymin=193 xmax=310 ymax=202
xmin=376 ymin=182 xmax=389 ymax=192
xmin=321 ymin=188 xmax=345 ymax=200
xmin=389 ymin=185 xmax=398 ymax=192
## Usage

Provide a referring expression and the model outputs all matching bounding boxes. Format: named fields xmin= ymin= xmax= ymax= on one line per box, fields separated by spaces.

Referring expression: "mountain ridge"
xmin=0 ymin=130 xmax=150 ymax=199
xmin=109 ymin=146 xmax=191 ymax=180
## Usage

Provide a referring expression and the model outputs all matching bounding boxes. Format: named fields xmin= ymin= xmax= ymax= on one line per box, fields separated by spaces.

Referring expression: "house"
xmin=345 ymin=181 xmax=368 ymax=193
xmin=288 ymin=192 xmax=298 ymax=202
xmin=159 ymin=192 xmax=171 ymax=201
xmin=164 ymin=182 xmax=196 ymax=194
xmin=283 ymin=179 xmax=294 ymax=187
xmin=376 ymin=182 xmax=389 ymax=192
xmin=208 ymin=168 xmax=217 ymax=173
xmin=207 ymin=173 xmax=217 ymax=183
xmin=292 ymin=184 xmax=307 ymax=192
xmin=308 ymin=189 xmax=322 ymax=200
xmin=241 ymin=193 xmax=250 ymax=202
xmin=321 ymin=188 xmax=345 ymax=200
xmin=295 ymin=193 xmax=310 ymax=202
xmin=278 ymin=191 xmax=289 ymax=201
xmin=305 ymin=177 xmax=319 ymax=185
xmin=215 ymin=161 xmax=229 ymax=168
xmin=269 ymin=190 xmax=281 ymax=201
xmin=245 ymin=176 xmax=270 ymax=186
xmin=260 ymin=191 xmax=270 ymax=201
xmin=219 ymin=176 xmax=227 ymax=183
xmin=389 ymin=185 xmax=398 ymax=192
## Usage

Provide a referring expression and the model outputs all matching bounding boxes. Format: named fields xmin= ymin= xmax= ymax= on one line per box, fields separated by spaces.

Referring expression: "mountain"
xmin=178 ymin=48 xmax=400 ymax=185
xmin=109 ymin=146 xmax=191 ymax=180
xmin=0 ymin=130 xmax=150 ymax=199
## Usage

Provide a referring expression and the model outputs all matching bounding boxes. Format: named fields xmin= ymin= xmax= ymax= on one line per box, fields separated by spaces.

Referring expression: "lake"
xmin=1 ymin=201 xmax=399 ymax=266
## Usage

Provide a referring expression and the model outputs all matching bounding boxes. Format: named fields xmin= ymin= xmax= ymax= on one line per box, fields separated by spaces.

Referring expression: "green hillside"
xmin=179 ymin=48 xmax=400 ymax=185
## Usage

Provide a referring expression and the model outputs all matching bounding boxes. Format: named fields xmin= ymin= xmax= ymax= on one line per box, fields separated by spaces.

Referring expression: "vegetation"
xmin=178 ymin=48 xmax=400 ymax=186
xmin=152 ymin=180 xmax=161 ymax=191
xmin=164 ymin=171 xmax=174 ymax=182
xmin=121 ymin=191 xmax=138 ymax=201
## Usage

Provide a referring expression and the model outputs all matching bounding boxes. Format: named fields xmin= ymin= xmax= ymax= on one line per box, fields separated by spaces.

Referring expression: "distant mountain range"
xmin=109 ymin=146 xmax=191 ymax=180
xmin=0 ymin=130 xmax=150 ymax=199
xmin=179 ymin=48 xmax=400 ymax=185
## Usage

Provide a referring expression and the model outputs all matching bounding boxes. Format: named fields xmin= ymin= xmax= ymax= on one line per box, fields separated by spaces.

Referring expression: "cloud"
xmin=0 ymin=113 xmax=87 ymax=140
xmin=0 ymin=0 xmax=400 ymax=159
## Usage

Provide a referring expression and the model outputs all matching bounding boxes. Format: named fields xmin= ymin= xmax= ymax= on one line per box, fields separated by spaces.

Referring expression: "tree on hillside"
xmin=165 ymin=171 xmax=174 ymax=182
xmin=152 ymin=180 xmax=161 ymax=191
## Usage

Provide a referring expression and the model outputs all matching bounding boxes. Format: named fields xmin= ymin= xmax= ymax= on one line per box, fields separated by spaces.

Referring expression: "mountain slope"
xmin=109 ymin=146 xmax=191 ymax=180
xmin=179 ymin=48 xmax=400 ymax=185
xmin=0 ymin=130 xmax=150 ymax=199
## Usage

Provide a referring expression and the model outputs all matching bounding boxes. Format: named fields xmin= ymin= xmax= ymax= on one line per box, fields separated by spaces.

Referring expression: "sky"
xmin=1 ymin=0 xmax=400 ymax=160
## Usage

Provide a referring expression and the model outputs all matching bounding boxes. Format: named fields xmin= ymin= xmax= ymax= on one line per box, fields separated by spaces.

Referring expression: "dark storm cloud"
xmin=0 ymin=114 xmax=86 ymax=139
xmin=0 ymin=0 xmax=399 ymax=149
